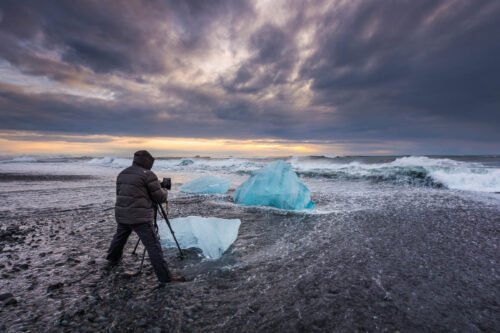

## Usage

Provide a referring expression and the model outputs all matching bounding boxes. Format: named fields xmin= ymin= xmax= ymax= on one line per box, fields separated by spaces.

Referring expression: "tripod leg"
xmin=132 ymin=237 xmax=141 ymax=255
xmin=138 ymin=247 xmax=147 ymax=273
xmin=157 ymin=204 xmax=184 ymax=259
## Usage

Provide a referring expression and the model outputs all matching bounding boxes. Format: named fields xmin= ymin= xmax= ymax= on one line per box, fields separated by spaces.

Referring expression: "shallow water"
xmin=0 ymin=157 xmax=499 ymax=331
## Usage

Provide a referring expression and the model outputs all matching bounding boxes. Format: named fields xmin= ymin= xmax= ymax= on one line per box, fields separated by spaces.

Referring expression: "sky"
xmin=0 ymin=0 xmax=499 ymax=157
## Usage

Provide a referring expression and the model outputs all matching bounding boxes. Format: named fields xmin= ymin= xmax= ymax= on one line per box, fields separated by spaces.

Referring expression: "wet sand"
xmin=0 ymin=180 xmax=499 ymax=332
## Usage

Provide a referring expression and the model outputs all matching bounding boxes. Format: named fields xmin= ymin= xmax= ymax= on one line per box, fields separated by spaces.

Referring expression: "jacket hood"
xmin=133 ymin=150 xmax=155 ymax=170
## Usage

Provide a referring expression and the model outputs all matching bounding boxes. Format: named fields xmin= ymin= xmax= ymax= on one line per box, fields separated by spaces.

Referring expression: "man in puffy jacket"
xmin=106 ymin=150 xmax=183 ymax=286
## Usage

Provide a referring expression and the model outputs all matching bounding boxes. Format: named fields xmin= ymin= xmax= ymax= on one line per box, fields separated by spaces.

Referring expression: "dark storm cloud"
xmin=300 ymin=1 xmax=500 ymax=142
xmin=222 ymin=23 xmax=297 ymax=94
xmin=0 ymin=0 xmax=499 ymax=153
xmin=0 ymin=83 xmax=305 ymax=140
xmin=0 ymin=1 xmax=163 ymax=75
xmin=161 ymin=0 xmax=255 ymax=51
xmin=0 ymin=0 xmax=253 ymax=76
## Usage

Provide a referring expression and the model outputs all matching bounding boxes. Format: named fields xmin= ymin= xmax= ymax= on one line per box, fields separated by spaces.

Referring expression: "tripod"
xmin=132 ymin=202 xmax=184 ymax=274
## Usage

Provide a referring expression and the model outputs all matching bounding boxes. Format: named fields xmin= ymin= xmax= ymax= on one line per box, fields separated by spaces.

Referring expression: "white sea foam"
xmin=288 ymin=156 xmax=344 ymax=171
xmin=390 ymin=157 xmax=499 ymax=192
xmin=86 ymin=156 xmax=264 ymax=173
xmin=429 ymin=169 xmax=500 ymax=192
xmin=288 ymin=156 xmax=500 ymax=193
xmin=4 ymin=155 xmax=499 ymax=193
xmin=87 ymin=157 xmax=131 ymax=168
xmin=0 ymin=156 xmax=39 ymax=163
xmin=176 ymin=158 xmax=263 ymax=172
xmin=389 ymin=156 xmax=462 ymax=167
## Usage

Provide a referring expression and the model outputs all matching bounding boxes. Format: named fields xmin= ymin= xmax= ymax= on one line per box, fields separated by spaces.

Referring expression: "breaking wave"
xmin=87 ymin=157 xmax=133 ymax=168
xmin=0 ymin=156 xmax=39 ymax=163
xmin=292 ymin=156 xmax=500 ymax=193
xmin=85 ymin=155 xmax=500 ymax=192
xmin=297 ymin=167 xmax=442 ymax=188
xmin=86 ymin=156 xmax=264 ymax=173
xmin=3 ymin=155 xmax=498 ymax=193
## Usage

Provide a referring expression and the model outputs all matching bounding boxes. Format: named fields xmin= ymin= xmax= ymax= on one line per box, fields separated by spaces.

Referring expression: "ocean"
xmin=0 ymin=155 xmax=499 ymax=331
xmin=1 ymin=155 xmax=499 ymax=212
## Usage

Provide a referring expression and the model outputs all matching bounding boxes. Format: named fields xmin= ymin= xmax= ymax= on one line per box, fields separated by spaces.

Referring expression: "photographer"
xmin=106 ymin=150 xmax=184 ymax=287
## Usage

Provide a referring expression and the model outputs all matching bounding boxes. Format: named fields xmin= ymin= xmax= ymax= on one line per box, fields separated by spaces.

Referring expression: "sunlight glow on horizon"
xmin=0 ymin=131 xmax=338 ymax=157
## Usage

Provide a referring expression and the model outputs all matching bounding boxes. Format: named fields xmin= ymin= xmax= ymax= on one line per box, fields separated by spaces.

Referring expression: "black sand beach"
xmin=2 ymin=0 xmax=499 ymax=329
xmin=0 ymin=171 xmax=498 ymax=332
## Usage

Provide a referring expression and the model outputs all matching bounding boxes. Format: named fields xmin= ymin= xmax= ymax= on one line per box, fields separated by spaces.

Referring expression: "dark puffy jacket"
xmin=115 ymin=150 xmax=167 ymax=224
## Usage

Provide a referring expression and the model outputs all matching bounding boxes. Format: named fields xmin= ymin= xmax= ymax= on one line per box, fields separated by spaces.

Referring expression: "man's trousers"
xmin=106 ymin=222 xmax=172 ymax=283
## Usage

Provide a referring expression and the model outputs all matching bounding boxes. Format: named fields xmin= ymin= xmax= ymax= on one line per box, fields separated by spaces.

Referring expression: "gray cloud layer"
xmin=0 ymin=0 xmax=499 ymax=154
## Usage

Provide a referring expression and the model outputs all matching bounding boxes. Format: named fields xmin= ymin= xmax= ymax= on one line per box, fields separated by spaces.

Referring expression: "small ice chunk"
xmin=158 ymin=216 xmax=241 ymax=259
xmin=234 ymin=161 xmax=314 ymax=210
xmin=180 ymin=175 xmax=231 ymax=194
xmin=178 ymin=159 xmax=194 ymax=166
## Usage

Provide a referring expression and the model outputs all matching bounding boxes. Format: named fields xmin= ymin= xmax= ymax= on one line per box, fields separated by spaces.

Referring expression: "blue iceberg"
xmin=179 ymin=175 xmax=231 ymax=194
xmin=234 ymin=161 xmax=314 ymax=210
xmin=158 ymin=216 xmax=241 ymax=259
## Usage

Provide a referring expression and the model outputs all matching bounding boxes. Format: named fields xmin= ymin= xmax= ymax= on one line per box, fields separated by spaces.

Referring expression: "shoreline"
xmin=1 ymin=188 xmax=498 ymax=331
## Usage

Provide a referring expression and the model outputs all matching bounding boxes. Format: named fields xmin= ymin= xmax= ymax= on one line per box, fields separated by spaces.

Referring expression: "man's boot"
xmin=169 ymin=274 xmax=186 ymax=283
xmin=154 ymin=274 xmax=186 ymax=290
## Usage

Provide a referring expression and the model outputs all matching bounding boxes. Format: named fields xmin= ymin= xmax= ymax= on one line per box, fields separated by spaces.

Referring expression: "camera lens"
xmin=161 ymin=177 xmax=171 ymax=190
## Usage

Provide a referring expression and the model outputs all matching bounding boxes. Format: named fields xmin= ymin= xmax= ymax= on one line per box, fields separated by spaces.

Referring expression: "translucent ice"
xmin=179 ymin=175 xmax=231 ymax=194
xmin=234 ymin=161 xmax=314 ymax=210
xmin=158 ymin=216 xmax=241 ymax=259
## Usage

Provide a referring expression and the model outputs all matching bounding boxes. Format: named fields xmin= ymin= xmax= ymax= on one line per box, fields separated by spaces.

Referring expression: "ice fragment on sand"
xmin=234 ymin=161 xmax=314 ymax=210
xmin=180 ymin=175 xmax=230 ymax=194
xmin=158 ymin=216 xmax=241 ymax=259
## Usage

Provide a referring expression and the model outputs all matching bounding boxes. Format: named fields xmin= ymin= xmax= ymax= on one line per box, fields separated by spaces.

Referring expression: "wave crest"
xmin=0 ymin=156 xmax=39 ymax=163
xmin=294 ymin=156 xmax=499 ymax=192
xmin=87 ymin=157 xmax=131 ymax=168
xmin=72 ymin=155 xmax=500 ymax=193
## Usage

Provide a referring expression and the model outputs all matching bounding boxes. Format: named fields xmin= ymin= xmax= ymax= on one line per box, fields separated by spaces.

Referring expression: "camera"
xmin=160 ymin=177 xmax=171 ymax=190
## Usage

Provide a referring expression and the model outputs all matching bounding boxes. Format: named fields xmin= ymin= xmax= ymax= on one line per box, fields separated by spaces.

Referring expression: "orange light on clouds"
xmin=0 ymin=131 xmax=337 ymax=157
